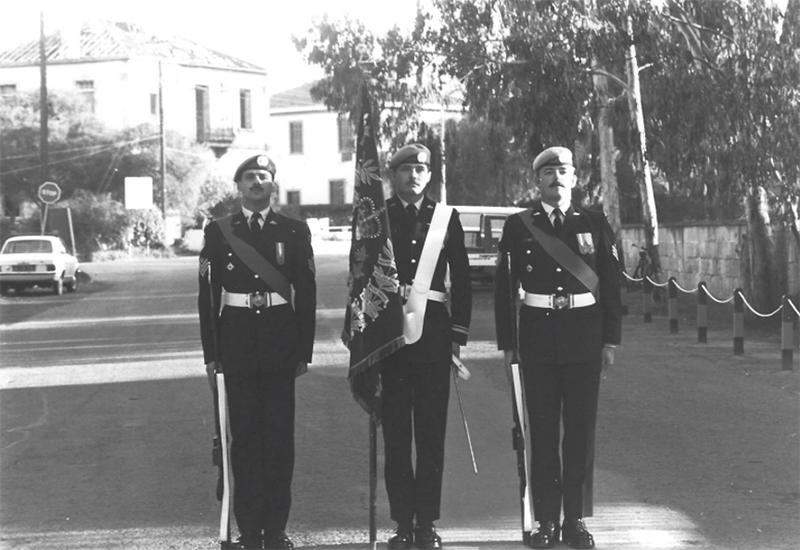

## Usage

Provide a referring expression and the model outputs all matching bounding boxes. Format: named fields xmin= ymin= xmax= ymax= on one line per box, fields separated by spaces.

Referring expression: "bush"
xmin=129 ymin=208 xmax=166 ymax=248
xmin=61 ymin=190 xmax=129 ymax=260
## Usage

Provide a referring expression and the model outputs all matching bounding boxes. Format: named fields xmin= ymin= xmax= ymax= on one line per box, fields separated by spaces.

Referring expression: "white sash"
xmin=403 ymin=203 xmax=453 ymax=344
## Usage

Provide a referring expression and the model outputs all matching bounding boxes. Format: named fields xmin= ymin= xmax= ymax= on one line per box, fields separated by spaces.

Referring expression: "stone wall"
xmin=619 ymin=221 xmax=800 ymax=300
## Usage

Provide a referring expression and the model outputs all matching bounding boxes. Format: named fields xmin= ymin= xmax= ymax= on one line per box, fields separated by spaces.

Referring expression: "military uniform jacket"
xmin=198 ymin=210 xmax=316 ymax=374
xmin=495 ymin=201 xmax=621 ymax=365
xmin=387 ymin=195 xmax=472 ymax=364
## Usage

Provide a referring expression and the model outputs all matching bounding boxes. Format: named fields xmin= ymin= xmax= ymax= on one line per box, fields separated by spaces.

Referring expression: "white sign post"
xmin=124 ymin=177 xmax=154 ymax=210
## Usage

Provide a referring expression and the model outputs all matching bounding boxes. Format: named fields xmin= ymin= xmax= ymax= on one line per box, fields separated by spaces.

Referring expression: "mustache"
xmin=549 ymin=182 xmax=566 ymax=188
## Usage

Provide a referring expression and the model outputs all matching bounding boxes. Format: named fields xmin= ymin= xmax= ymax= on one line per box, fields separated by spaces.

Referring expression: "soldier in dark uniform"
xmin=494 ymin=147 xmax=621 ymax=549
xmin=381 ymin=143 xmax=472 ymax=550
xmin=198 ymin=154 xmax=316 ymax=550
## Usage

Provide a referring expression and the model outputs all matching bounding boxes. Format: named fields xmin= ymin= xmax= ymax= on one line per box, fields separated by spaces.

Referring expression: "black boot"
xmin=388 ymin=522 xmax=414 ymax=550
xmin=561 ymin=519 xmax=595 ymax=549
xmin=414 ymin=523 xmax=442 ymax=550
xmin=529 ymin=520 xmax=559 ymax=549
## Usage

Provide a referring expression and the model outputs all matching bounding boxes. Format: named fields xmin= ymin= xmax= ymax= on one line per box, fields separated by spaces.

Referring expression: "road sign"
xmin=38 ymin=182 xmax=62 ymax=204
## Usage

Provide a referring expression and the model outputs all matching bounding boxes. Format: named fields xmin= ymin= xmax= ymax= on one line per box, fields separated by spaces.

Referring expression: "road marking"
xmin=0 ymin=503 xmax=708 ymax=548
xmin=0 ymin=341 xmax=504 ymax=389
xmin=0 ymin=308 xmax=346 ymax=331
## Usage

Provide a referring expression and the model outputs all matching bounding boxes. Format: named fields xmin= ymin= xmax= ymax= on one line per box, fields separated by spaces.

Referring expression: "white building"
xmin=269 ymin=81 xmax=463 ymax=206
xmin=0 ymin=20 xmax=269 ymax=158
xmin=268 ymin=82 xmax=355 ymax=206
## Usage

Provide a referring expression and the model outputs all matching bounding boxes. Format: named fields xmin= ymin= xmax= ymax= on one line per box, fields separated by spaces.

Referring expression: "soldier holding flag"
xmin=380 ymin=143 xmax=472 ymax=550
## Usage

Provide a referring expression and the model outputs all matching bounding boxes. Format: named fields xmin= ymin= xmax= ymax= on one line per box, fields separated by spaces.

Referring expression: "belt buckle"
xmin=554 ymin=295 xmax=570 ymax=309
xmin=250 ymin=292 xmax=267 ymax=308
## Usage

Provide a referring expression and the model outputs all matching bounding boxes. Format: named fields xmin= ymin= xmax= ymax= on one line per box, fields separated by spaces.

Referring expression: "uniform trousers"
xmin=521 ymin=358 xmax=602 ymax=522
xmin=381 ymin=349 xmax=451 ymax=525
xmin=225 ymin=369 xmax=296 ymax=534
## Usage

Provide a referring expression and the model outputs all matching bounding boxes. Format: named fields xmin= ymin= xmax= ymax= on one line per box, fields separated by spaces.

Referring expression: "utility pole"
xmin=158 ymin=60 xmax=167 ymax=215
xmin=39 ymin=11 xmax=49 ymax=206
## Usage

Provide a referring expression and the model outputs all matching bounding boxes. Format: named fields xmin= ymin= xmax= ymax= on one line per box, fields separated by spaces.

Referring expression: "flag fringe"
xmin=347 ymin=335 xmax=405 ymax=380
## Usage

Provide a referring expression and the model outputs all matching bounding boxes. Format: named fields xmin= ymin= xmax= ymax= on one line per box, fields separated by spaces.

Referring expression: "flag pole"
xmin=369 ymin=413 xmax=378 ymax=548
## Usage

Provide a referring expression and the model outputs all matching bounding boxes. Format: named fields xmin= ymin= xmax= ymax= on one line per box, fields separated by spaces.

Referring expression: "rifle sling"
xmin=518 ymin=209 xmax=599 ymax=298
xmin=217 ymin=215 xmax=292 ymax=303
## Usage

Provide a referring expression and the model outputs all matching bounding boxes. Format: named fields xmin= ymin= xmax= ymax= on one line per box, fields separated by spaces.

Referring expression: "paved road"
xmin=0 ymin=248 xmax=797 ymax=549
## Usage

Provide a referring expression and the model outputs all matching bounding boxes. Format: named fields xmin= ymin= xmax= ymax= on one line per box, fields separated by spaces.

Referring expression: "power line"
xmin=0 ymin=135 xmax=159 ymax=162
xmin=0 ymin=135 xmax=159 ymax=176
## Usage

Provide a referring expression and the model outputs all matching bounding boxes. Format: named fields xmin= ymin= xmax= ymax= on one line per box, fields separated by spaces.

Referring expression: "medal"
xmin=276 ymin=242 xmax=285 ymax=265
xmin=577 ymin=233 xmax=595 ymax=254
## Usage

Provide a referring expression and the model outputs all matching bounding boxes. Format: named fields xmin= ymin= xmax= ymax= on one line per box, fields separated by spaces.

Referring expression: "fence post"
xmin=668 ymin=277 xmax=678 ymax=334
xmin=697 ymin=281 xmax=708 ymax=344
xmin=783 ymin=295 xmax=795 ymax=371
xmin=733 ymin=288 xmax=744 ymax=356
xmin=643 ymin=276 xmax=653 ymax=323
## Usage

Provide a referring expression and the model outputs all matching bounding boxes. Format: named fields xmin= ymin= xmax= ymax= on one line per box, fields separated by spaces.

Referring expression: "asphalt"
xmin=0 ymin=252 xmax=797 ymax=550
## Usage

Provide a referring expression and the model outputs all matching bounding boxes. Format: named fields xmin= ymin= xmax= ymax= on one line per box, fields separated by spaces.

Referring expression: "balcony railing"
xmin=204 ymin=128 xmax=236 ymax=145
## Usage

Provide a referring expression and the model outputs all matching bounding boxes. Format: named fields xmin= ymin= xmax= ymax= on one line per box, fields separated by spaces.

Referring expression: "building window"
xmin=76 ymin=80 xmax=95 ymax=113
xmin=195 ymin=85 xmax=210 ymax=143
xmin=289 ymin=121 xmax=303 ymax=154
xmin=0 ymin=84 xmax=17 ymax=98
xmin=329 ymin=180 xmax=345 ymax=205
xmin=150 ymin=93 xmax=158 ymax=116
xmin=337 ymin=115 xmax=354 ymax=153
xmin=286 ymin=190 xmax=301 ymax=205
xmin=240 ymin=89 xmax=252 ymax=129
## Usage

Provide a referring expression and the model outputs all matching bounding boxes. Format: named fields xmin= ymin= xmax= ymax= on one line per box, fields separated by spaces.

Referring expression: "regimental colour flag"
xmin=342 ymin=83 xmax=405 ymax=421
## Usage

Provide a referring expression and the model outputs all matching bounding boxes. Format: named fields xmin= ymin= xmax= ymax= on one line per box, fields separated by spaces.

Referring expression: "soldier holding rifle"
xmin=199 ymin=155 xmax=316 ymax=549
xmin=495 ymin=147 xmax=621 ymax=549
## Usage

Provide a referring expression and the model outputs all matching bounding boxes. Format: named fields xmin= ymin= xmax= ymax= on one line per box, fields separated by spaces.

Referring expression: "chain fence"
xmin=622 ymin=270 xmax=799 ymax=371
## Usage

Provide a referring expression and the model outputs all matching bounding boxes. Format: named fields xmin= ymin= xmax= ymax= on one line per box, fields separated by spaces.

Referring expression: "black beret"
xmin=234 ymin=154 xmax=276 ymax=181
xmin=532 ymin=147 xmax=573 ymax=172
xmin=389 ymin=143 xmax=431 ymax=170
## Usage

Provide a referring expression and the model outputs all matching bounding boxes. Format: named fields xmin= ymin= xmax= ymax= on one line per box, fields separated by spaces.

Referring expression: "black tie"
xmin=406 ymin=204 xmax=417 ymax=224
xmin=553 ymin=209 xmax=564 ymax=232
xmin=250 ymin=212 xmax=262 ymax=235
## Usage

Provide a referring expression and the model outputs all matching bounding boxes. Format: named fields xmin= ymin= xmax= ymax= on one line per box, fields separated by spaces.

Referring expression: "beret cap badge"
xmin=389 ymin=143 xmax=432 ymax=170
xmin=234 ymin=154 xmax=276 ymax=181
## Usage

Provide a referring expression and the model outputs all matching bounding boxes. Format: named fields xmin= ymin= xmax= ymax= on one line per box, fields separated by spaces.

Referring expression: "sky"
xmin=0 ymin=0 xmax=423 ymax=91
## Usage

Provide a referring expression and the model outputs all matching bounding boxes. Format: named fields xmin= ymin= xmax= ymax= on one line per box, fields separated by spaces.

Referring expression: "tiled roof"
xmin=270 ymin=82 xmax=321 ymax=109
xmin=0 ymin=20 xmax=265 ymax=73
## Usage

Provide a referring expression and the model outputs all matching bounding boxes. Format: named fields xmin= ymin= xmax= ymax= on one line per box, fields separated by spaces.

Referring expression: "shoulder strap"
xmin=216 ymin=215 xmax=292 ymax=302
xmin=517 ymin=209 xmax=599 ymax=298
xmin=403 ymin=203 xmax=453 ymax=344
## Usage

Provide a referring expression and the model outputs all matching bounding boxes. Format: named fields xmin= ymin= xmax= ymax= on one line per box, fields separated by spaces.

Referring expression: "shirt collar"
xmin=242 ymin=206 xmax=271 ymax=220
xmin=541 ymin=201 xmax=571 ymax=217
xmin=399 ymin=196 xmax=424 ymax=211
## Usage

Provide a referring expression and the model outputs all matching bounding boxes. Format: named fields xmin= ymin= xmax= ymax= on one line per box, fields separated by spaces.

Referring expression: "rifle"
xmin=505 ymin=251 xmax=533 ymax=544
xmin=207 ymin=264 xmax=232 ymax=548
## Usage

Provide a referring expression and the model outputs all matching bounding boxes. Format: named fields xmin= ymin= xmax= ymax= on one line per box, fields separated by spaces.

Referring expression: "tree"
xmin=646 ymin=0 xmax=800 ymax=307
xmin=444 ymin=117 xmax=534 ymax=206
xmin=1 ymin=91 xmax=234 ymax=230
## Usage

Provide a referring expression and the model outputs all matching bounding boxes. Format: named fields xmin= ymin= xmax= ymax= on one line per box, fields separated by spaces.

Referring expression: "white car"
xmin=0 ymin=235 xmax=80 ymax=295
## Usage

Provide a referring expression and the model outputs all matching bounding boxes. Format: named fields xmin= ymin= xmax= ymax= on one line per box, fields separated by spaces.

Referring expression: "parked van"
xmin=455 ymin=205 xmax=524 ymax=286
